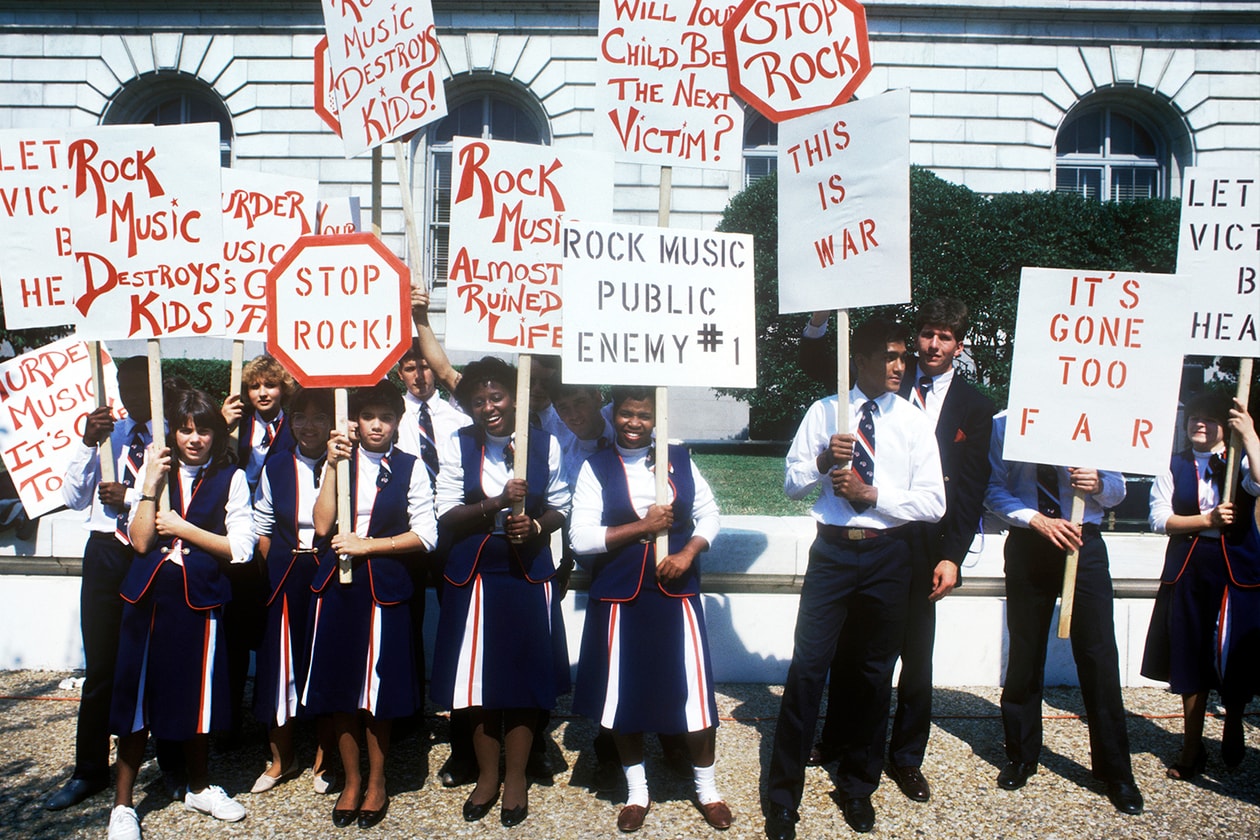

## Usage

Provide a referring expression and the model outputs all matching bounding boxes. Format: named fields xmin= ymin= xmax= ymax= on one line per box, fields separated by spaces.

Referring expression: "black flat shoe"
xmin=358 ymin=797 xmax=389 ymax=829
xmin=332 ymin=806 xmax=360 ymax=828
xmin=440 ymin=756 xmax=478 ymax=788
xmin=997 ymin=760 xmax=1037 ymax=790
xmin=463 ymin=791 xmax=499 ymax=822
xmin=500 ymin=803 xmax=528 ymax=827
xmin=44 ymin=777 xmax=108 ymax=811
xmin=764 ymin=805 xmax=798 ymax=840
xmin=1167 ymin=745 xmax=1207 ymax=781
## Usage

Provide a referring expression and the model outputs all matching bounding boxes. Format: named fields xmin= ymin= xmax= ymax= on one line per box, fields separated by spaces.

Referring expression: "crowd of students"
xmin=40 ymin=295 xmax=1260 ymax=840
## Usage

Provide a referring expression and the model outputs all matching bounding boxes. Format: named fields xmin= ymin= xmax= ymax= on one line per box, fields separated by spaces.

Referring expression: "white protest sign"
xmin=320 ymin=0 xmax=447 ymax=158
xmin=221 ymin=169 xmax=318 ymax=338
xmin=446 ymin=138 xmax=614 ymax=355
xmin=561 ymin=220 xmax=755 ymax=388
xmin=0 ymin=337 xmax=120 ymax=517
xmin=0 ymin=130 xmax=77 ymax=329
xmin=1175 ymin=167 xmax=1259 ymax=356
xmin=316 ymin=195 xmax=363 ymax=235
xmin=1003 ymin=267 xmax=1185 ymax=476
xmin=777 ymin=89 xmax=910 ymax=314
xmin=266 ymin=233 xmax=412 ymax=388
xmin=595 ymin=0 xmax=743 ymax=170
xmin=68 ymin=123 xmax=224 ymax=340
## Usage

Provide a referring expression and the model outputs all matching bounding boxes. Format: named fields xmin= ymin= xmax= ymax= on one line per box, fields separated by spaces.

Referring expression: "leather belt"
xmin=817 ymin=523 xmax=900 ymax=542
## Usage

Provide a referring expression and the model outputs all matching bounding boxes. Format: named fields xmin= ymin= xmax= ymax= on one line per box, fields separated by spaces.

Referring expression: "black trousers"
xmin=766 ymin=530 xmax=911 ymax=808
xmin=1001 ymin=527 xmax=1133 ymax=783
xmin=73 ymin=533 xmax=132 ymax=782
xmin=823 ymin=524 xmax=936 ymax=767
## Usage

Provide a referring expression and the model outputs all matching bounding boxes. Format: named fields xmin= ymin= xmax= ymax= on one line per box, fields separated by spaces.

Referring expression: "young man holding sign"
xmin=984 ymin=418 xmax=1143 ymax=815
xmin=765 ymin=319 xmax=944 ymax=839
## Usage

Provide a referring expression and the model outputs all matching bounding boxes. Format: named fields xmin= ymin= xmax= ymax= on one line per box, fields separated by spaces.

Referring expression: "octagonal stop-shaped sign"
xmin=723 ymin=0 xmax=872 ymax=123
xmin=313 ymin=36 xmax=342 ymax=136
xmin=266 ymin=233 xmax=411 ymax=388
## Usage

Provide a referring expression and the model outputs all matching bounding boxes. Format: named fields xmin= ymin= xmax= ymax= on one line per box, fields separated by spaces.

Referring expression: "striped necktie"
xmin=115 ymin=428 xmax=147 ymax=545
xmin=1036 ymin=464 xmax=1062 ymax=518
xmin=376 ymin=454 xmax=391 ymax=490
xmin=851 ymin=400 xmax=876 ymax=512
xmin=912 ymin=375 xmax=932 ymax=410
xmin=417 ymin=401 xmax=440 ymax=490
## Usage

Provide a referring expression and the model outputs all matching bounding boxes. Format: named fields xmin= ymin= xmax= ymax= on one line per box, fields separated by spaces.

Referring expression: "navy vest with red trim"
xmin=1162 ymin=449 xmax=1260 ymax=586
xmin=441 ymin=425 xmax=556 ymax=586
xmin=584 ymin=443 xmax=699 ymax=602
xmin=119 ymin=463 xmax=238 ymax=610
xmin=262 ymin=452 xmax=331 ymax=605
xmin=311 ymin=447 xmax=419 ymax=605
xmin=237 ymin=410 xmax=296 ymax=490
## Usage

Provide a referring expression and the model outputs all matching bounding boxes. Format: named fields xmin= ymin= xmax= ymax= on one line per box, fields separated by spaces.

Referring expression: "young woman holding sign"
xmin=429 ymin=356 xmax=571 ymax=829
xmin=1142 ymin=392 xmax=1260 ymax=778
xmin=569 ymin=386 xmax=732 ymax=833
xmin=108 ymin=390 xmax=256 ymax=840
xmin=303 ymin=381 xmax=437 ymax=829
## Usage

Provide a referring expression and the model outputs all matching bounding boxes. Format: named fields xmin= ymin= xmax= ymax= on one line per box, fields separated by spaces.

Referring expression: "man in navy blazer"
xmin=799 ymin=299 xmax=994 ymax=804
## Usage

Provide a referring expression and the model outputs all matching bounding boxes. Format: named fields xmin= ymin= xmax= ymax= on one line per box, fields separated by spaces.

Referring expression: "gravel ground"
xmin=2 ymin=671 xmax=1258 ymax=839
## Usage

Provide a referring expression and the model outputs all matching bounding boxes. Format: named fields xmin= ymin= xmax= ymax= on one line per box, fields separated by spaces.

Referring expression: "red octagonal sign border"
xmin=313 ymin=36 xmax=342 ymax=137
xmin=723 ymin=0 xmax=872 ymax=124
xmin=266 ymin=233 xmax=412 ymax=389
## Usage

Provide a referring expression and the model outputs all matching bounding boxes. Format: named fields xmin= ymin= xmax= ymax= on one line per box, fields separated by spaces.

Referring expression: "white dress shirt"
xmin=559 ymin=417 xmax=617 ymax=489
xmin=253 ymin=450 xmax=324 ymax=548
xmin=398 ymin=391 xmax=471 ymax=471
xmin=785 ymin=388 xmax=946 ymax=529
xmin=62 ymin=417 xmax=155 ymax=533
xmin=351 ymin=445 xmax=438 ymax=551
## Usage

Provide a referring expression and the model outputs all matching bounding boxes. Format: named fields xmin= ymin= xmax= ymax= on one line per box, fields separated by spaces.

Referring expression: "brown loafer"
xmin=617 ymin=802 xmax=650 ymax=832
xmin=700 ymin=800 xmax=733 ymax=830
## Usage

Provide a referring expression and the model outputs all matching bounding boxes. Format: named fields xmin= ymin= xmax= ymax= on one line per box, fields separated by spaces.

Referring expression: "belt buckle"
xmin=847 ymin=528 xmax=866 ymax=541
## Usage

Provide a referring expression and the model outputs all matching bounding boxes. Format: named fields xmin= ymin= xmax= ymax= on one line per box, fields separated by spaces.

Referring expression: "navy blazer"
xmin=120 ymin=463 xmax=238 ymax=610
xmin=236 ymin=410 xmax=295 ymax=484
xmin=580 ymin=444 xmax=700 ymax=601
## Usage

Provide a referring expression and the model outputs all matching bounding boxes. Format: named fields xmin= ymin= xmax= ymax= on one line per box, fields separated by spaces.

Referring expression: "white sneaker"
xmin=184 ymin=785 xmax=246 ymax=822
xmin=107 ymin=805 xmax=141 ymax=840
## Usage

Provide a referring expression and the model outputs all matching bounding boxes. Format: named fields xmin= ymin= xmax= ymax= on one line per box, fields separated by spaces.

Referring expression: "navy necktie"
xmin=913 ymin=376 xmax=932 ymax=410
xmin=851 ymin=400 xmax=876 ymax=513
xmin=1036 ymin=464 xmax=1062 ymax=518
xmin=115 ymin=428 xmax=147 ymax=545
xmin=417 ymin=401 xmax=440 ymax=490
xmin=376 ymin=454 xmax=391 ymax=490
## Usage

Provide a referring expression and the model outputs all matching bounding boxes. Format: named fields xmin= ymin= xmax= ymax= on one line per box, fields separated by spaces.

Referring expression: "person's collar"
xmin=849 ymin=386 xmax=898 ymax=411
xmin=918 ymin=363 xmax=954 ymax=388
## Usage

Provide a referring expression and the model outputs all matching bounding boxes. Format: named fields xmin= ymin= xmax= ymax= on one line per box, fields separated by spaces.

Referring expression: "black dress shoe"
xmin=357 ymin=797 xmax=389 ymax=829
xmin=841 ymin=797 xmax=876 ymax=833
xmin=440 ymin=756 xmax=478 ymax=787
xmin=805 ymin=744 xmax=835 ymax=767
xmin=1105 ymin=781 xmax=1144 ymax=815
xmin=1223 ymin=707 xmax=1246 ymax=768
xmin=764 ymin=805 xmax=798 ymax=840
xmin=463 ymin=791 xmax=499 ymax=822
xmin=44 ymin=777 xmax=107 ymax=811
xmin=997 ymin=760 xmax=1037 ymax=790
xmin=500 ymin=803 xmax=528 ymax=827
xmin=332 ymin=805 xmax=360 ymax=828
xmin=888 ymin=765 xmax=930 ymax=802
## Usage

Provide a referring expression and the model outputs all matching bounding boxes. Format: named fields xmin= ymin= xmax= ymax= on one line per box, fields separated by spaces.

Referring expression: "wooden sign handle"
xmin=228 ymin=340 xmax=244 ymax=447
xmin=1222 ymin=357 xmax=1254 ymax=506
xmin=1056 ymin=490 xmax=1088 ymax=639
xmin=835 ymin=309 xmax=850 ymax=438
xmin=335 ymin=387 xmax=353 ymax=584
xmin=89 ymin=341 xmax=116 ymax=483
xmin=147 ymin=340 xmax=169 ymax=514
xmin=512 ymin=358 xmax=532 ymax=527
xmin=654 ymin=386 xmax=670 ymax=562
xmin=393 ymin=139 xmax=427 ymax=295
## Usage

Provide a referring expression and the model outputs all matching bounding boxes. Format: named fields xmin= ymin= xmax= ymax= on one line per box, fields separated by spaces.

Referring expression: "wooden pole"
xmin=89 ymin=341 xmax=116 ymax=483
xmin=654 ymin=166 xmax=673 ymax=562
xmin=393 ymin=139 xmax=427 ymax=294
xmin=1056 ymin=489 xmax=1087 ymax=639
xmin=1222 ymin=357 xmax=1255 ymax=506
xmin=371 ymin=146 xmax=383 ymax=238
xmin=146 ymin=339 xmax=169 ymax=513
xmin=228 ymin=340 xmax=244 ymax=446
xmin=335 ymin=387 xmax=353 ymax=584
xmin=835 ymin=310 xmax=850 ymax=437
xmin=512 ymin=358 xmax=532 ymax=531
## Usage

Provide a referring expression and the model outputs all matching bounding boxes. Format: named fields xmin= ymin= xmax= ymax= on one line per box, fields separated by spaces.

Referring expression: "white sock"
xmin=623 ymin=762 xmax=649 ymax=808
xmin=694 ymin=762 xmax=721 ymax=805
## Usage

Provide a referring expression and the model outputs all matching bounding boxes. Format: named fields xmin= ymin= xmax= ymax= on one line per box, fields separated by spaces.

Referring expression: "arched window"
xmin=424 ymin=88 xmax=550 ymax=287
xmin=102 ymin=72 xmax=233 ymax=166
xmin=1055 ymin=107 xmax=1164 ymax=201
xmin=743 ymin=112 xmax=777 ymax=187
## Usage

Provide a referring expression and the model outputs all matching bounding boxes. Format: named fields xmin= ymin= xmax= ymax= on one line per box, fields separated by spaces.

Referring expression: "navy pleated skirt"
xmin=252 ymin=554 xmax=320 ymax=727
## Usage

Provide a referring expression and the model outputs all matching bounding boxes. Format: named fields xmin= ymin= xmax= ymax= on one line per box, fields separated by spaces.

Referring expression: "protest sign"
xmin=266 ymin=233 xmax=411 ymax=387
xmin=723 ymin=0 xmax=872 ymax=123
xmin=561 ymin=220 xmax=755 ymax=387
xmin=67 ymin=123 xmax=224 ymax=340
xmin=445 ymin=139 xmax=614 ymax=354
xmin=320 ymin=0 xmax=447 ymax=158
xmin=1003 ymin=267 xmax=1185 ymax=476
xmin=594 ymin=0 xmax=744 ymax=169
xmin=1175 ymin=166 xmax=1259 ymax=357
xmin=313 ymin=36 xmax=342 ymax=137
xmin=0 ymin=130 xmax=77 ymax=329
xmin=316 ymin=195 xmax=363 ymax=235
xmin=777 ymin=89 xmax=910 ymax=314
xmin=0 ymin=337 xmax=120 ymax=518
xmin=221 ymin=169 xmax=318 ymax=338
